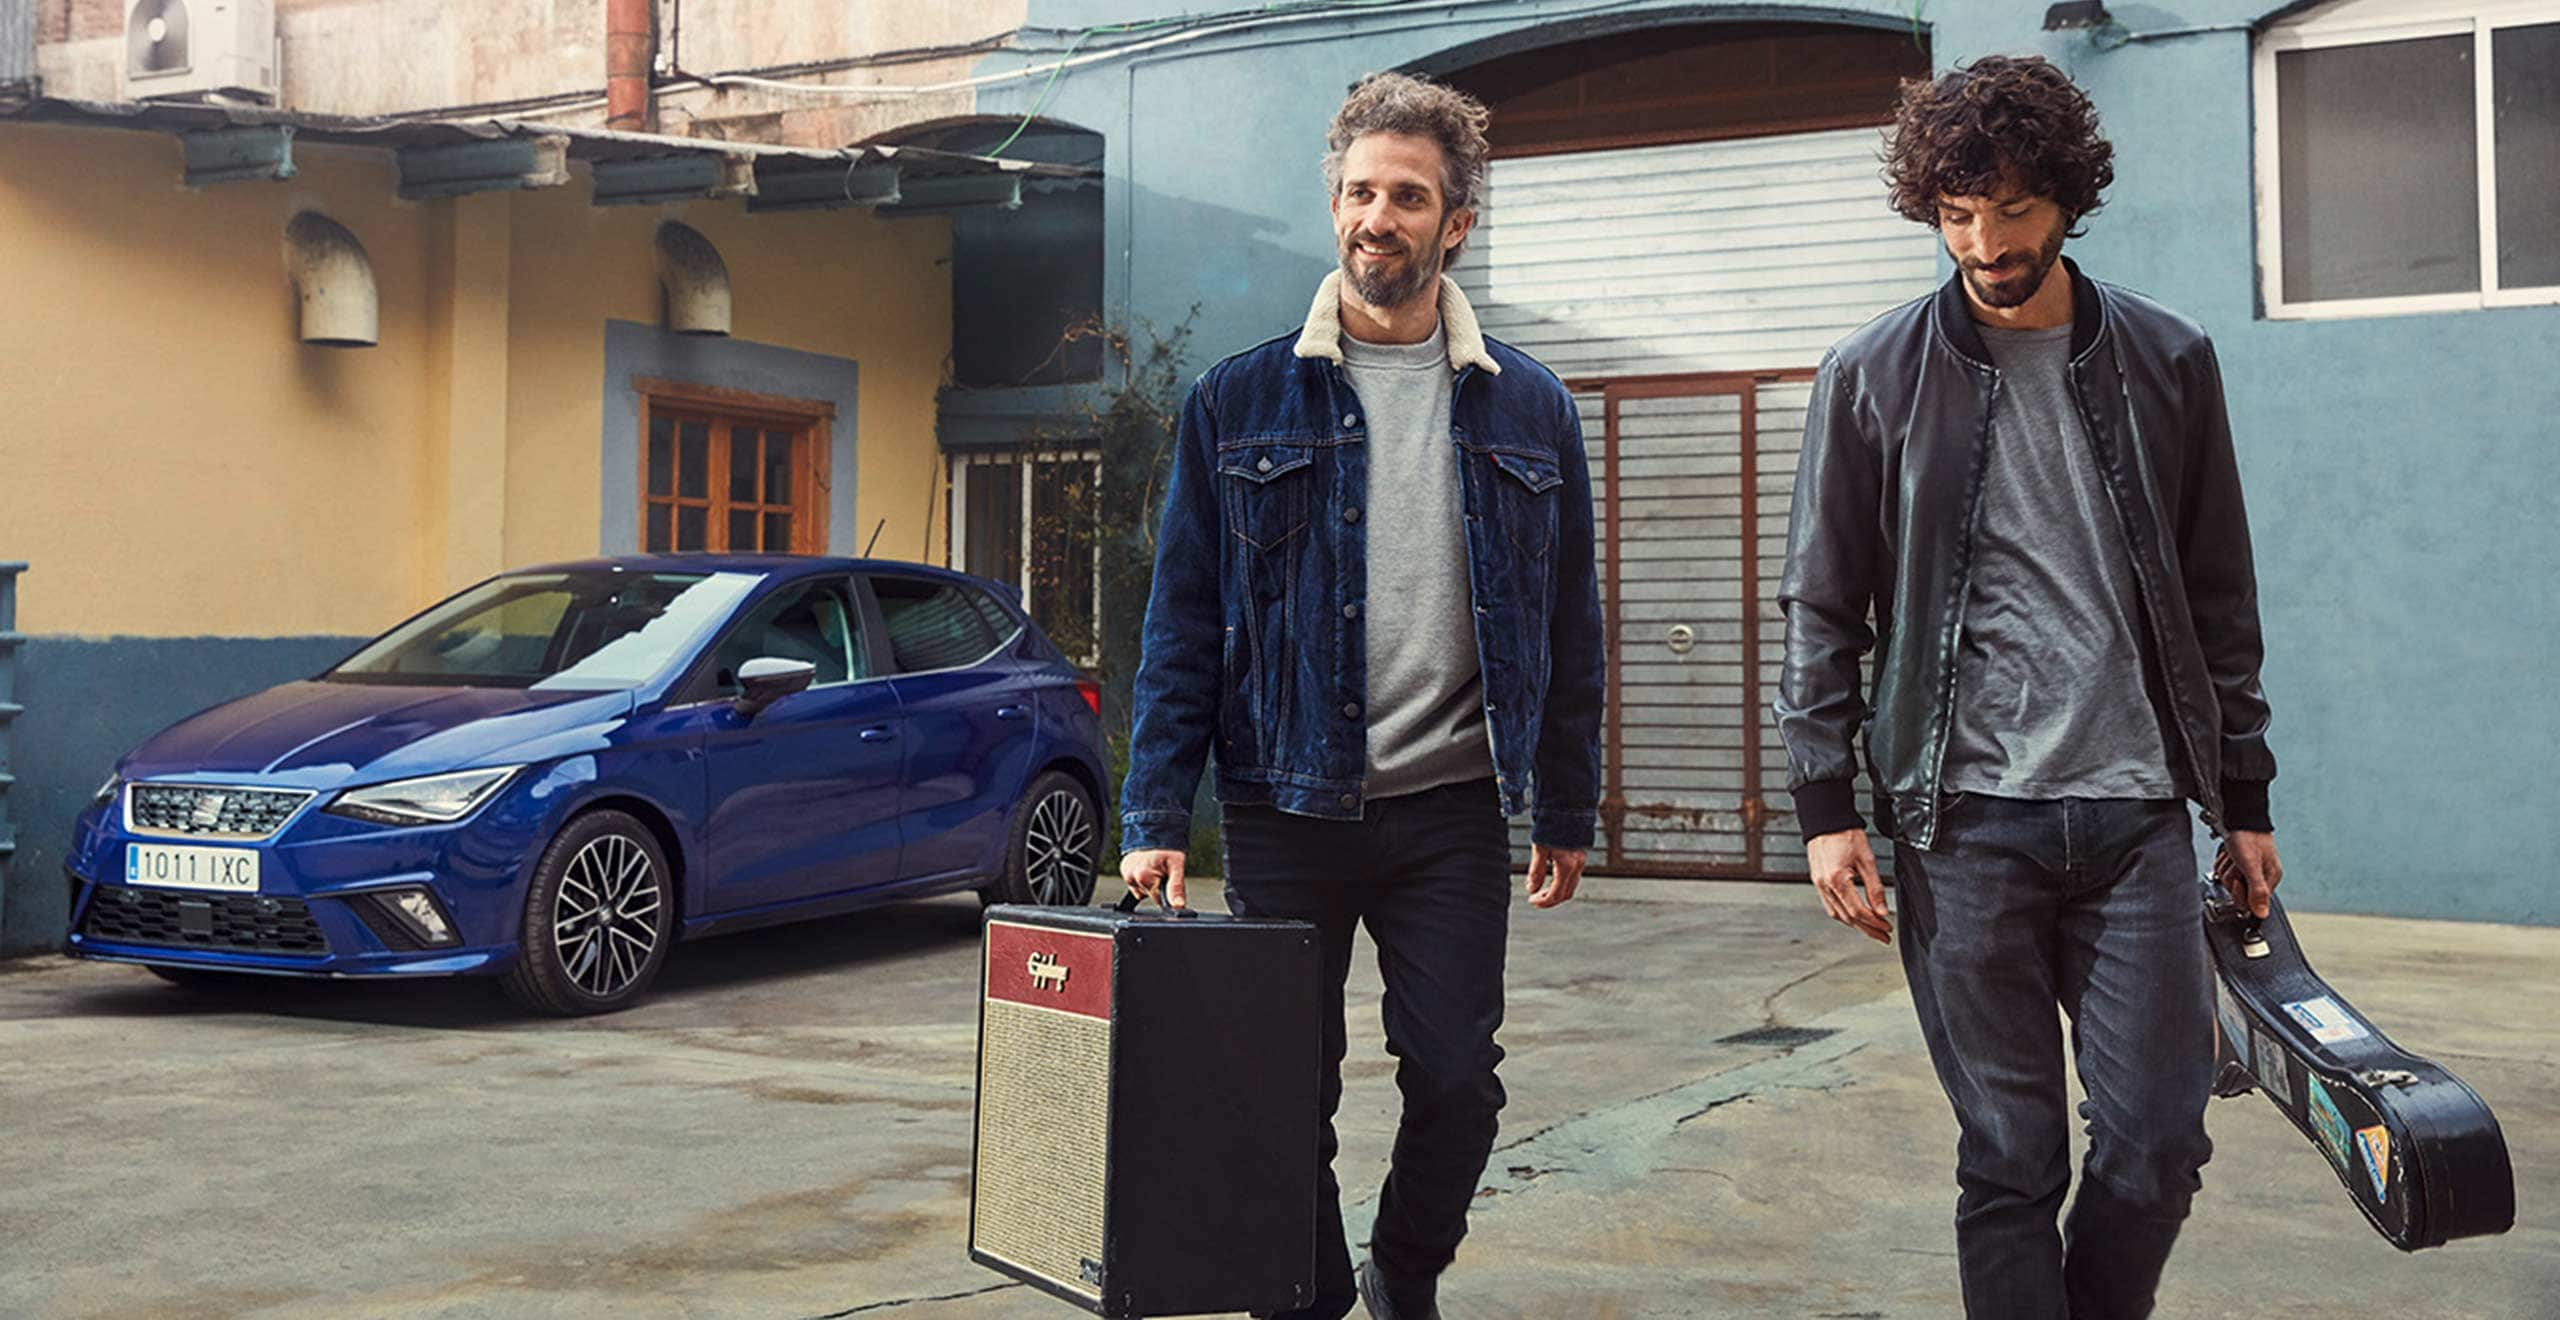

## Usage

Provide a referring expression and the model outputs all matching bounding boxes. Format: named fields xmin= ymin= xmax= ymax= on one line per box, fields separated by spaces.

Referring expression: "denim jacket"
xmin=1120 ymin=273 xmax=1605 ymax=853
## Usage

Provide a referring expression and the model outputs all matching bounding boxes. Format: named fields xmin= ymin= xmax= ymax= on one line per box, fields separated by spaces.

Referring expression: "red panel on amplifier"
xmin=985 ymin=921 xmax=1113 ymax=1020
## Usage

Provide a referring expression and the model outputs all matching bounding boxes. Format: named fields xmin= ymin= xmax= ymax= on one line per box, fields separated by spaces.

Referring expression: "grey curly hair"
xmin=1321 ymin=72 xmax=1493 ymax=265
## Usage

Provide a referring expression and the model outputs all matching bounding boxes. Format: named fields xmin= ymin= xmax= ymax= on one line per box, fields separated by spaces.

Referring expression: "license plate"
xmin=125 ymin=843 xmax=260 ymax=894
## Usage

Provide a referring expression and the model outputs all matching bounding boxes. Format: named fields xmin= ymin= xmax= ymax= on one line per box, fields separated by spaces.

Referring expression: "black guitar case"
xmin=2204 ymin=879 xmax=2516 ymax=1249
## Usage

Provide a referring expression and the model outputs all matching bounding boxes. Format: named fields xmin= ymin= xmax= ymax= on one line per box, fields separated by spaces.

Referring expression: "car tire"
xmin=981 ymin=770 xmax=1101 ymax=909
xmin=500 ymin=809 xmax=675 ymax=1016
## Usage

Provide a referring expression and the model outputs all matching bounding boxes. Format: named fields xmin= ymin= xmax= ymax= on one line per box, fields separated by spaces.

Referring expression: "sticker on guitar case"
xmin=2356 ymin=1124 xmax=2391 ymax=1202
xmin=2215 ymin=980 xmax=2248 ymax=1055
xmin=2309 ymin=1075 xmax=2351 ymax=1170
xmin=2252 ymin=1029 xmax=2295 ymax=1105
xmin=2282 ymin=995 xmax=2371 ymax=1044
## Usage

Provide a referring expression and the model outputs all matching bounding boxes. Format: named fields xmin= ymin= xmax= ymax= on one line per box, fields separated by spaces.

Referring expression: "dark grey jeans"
xmin=1895 ymin=794 xmax=2215 ymax=1320
xmin=1221 ymin=777 xmax=1512 ymax=1320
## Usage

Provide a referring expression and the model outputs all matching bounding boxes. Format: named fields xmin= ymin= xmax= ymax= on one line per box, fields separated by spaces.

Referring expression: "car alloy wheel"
xmin=502 ymin=808 xmax=673 ymax=1016
xmin=1024 ymin=786 xmax=1098 ymax=906
xmin=551 ymin=832 xmax=663 ymax=1000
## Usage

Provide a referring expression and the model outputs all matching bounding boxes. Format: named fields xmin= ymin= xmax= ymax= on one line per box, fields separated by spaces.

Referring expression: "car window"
xmin=872 ymin=576 xmax=1000 ymax=673
xmin=968 ymin=589 xmax=1023 ymax=644
xmin=328 ymin=571 xmax=763 ymax=690
xmin=704 ymin=580 xmax=865 ymax=696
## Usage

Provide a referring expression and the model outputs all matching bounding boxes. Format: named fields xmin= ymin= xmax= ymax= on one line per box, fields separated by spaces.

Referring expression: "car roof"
xmin=509 ymin=553 xmax=996 ymax=593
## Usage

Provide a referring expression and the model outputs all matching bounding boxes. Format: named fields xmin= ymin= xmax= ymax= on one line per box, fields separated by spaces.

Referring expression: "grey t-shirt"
xmin=1942 ymin=321 xmax=2178 ymax=801
xmin=1342 ymin=326 xmax=1494 ymax=799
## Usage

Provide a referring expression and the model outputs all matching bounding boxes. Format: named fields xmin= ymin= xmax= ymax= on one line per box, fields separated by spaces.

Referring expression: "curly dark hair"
xmin=1885 ymin=55 xmax=2115 ymax=236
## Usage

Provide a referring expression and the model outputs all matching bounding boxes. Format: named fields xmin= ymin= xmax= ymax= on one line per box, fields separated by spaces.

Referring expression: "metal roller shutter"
xmin=1464 ymin=128 xmax=1936 ymax=878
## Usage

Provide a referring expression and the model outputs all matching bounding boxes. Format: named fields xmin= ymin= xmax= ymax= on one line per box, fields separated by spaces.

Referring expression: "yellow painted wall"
xmin=494 ymin=176 xmax=955 ymax=582
xmin=0 ymin=124 xmax=438 ymax=638
xmin=0 ymin=121 xmax=955 ymax=639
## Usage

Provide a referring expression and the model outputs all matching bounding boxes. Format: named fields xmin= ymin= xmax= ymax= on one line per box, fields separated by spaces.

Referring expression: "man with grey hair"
xmin=1118 ymin=71 xmax=1605 ymax=1320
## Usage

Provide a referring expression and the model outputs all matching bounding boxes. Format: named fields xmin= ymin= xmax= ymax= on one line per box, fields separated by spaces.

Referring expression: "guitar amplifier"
xmin=971 ymin=898 xmax=1322 ymax=1318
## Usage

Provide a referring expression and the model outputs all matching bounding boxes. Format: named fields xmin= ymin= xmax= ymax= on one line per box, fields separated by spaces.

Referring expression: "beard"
xmin=1958 ymin=216 xmax=2069 ymax=309
xmin=1339 ymin=227 xmax=1445 ymax=311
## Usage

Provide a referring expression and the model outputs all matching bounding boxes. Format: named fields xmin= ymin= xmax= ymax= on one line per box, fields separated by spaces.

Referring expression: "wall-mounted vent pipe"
xmin=656 ymin=222 xmax=731 ymax=337
xmin=283 ymin=211 xmax=378 ymax=348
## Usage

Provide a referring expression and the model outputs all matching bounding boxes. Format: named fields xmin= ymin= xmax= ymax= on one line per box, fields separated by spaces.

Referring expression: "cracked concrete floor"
xmin=1 ymin=881 xmax=2552 ymax=1319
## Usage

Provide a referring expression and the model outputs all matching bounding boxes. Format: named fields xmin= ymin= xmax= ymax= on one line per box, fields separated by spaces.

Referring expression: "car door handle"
xmin=995 ymin=705 xmax=1030 ymax=721
xmin=859 ymin=726 xmax=898 ymax=743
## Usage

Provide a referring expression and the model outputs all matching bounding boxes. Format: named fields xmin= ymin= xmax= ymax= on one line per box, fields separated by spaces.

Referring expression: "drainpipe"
xmin=606 ymin=0 xmax=655 ymax=133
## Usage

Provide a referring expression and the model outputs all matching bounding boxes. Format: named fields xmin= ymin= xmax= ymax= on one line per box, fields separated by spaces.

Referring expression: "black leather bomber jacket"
xmin=1775 ymin=259 xmax=2276 ymax=850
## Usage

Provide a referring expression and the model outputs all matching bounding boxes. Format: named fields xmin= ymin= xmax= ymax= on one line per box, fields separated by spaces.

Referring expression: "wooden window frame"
xmin=636 ymin=377 xmax=835 ymax=555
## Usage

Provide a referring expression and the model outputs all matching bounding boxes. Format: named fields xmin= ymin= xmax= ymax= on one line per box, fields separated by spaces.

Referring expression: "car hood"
xmin=117 ymin=681 xmax=636 ymax=789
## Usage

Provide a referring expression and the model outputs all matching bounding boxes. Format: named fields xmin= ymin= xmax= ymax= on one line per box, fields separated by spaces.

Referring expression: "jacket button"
xmin=1342 ymin=413 xmax=1359 ymax=428
xmin=1339 ymin=793 xmax=1357 ymax=809
xmin=1256 ymin=456 xmax=1273 ymax=473
xmin=1344 ymin=603 xmax=1361 ymax=619
xmin=1344 ymin=506 xmax=1362 ymax=524
xmin=1342 ymin=702 xmax=1362 ymax=720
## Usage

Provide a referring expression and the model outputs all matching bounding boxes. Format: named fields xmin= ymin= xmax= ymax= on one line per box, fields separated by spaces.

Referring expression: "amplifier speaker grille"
xmin=973 ymin=998 xmax=1111 ymax=1296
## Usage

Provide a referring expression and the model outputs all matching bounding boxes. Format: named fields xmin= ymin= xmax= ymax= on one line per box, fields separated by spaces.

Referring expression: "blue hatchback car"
xmin=62 ymin=556 xmax=1109 ymax=1014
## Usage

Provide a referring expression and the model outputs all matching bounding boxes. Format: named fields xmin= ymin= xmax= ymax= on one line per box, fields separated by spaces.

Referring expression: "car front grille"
xmin=80 ymin=887 xmax=329 ymax=956
xmin=126 ymin=784 xmax=313 ymax=840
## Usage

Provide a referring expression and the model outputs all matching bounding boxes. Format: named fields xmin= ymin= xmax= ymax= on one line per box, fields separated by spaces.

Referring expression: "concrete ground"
xmin=0 ymin=879 xmax=2552 ymax=1319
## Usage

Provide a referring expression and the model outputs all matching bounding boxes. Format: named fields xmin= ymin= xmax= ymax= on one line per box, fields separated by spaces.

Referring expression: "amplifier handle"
xmin=1115 ymin=889 xmax=1200 ymax=919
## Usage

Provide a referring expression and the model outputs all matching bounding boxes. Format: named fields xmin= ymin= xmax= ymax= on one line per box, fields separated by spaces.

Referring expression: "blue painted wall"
xmin=1 ymin=637 xmax=362 ymax=955
xmin=983 ymin=0 xmax=2560 ymax=924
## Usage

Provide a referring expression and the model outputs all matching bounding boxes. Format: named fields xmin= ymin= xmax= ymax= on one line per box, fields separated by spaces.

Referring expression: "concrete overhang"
xmin=0 ymin=96 xmax=1099 ymax=211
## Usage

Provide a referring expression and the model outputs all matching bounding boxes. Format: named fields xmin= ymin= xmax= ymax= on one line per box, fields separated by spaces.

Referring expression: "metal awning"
xmin=0 ymin=96 xmax=1097 ymax=212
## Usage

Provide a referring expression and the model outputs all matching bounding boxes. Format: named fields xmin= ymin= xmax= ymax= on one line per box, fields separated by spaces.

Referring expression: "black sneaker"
xmin=1355 ymin=1258 xmax=1441 ymax=1320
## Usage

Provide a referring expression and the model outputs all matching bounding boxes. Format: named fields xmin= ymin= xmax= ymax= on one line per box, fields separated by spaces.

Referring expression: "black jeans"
xmin=1895 ymin=795 xmax=2216 ymax=1320
xmin=1221 ymin=777 xmax=1511 ymax=1320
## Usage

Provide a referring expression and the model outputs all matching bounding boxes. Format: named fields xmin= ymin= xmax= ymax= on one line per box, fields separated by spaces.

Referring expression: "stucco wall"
xmin=986 ymin=0 xmax=2560 ymax=924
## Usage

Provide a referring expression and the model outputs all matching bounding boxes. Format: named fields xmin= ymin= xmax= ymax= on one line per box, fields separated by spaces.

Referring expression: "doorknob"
xmin=859 ymin=726 xmax=897 ymax=742
xmin=1665 ymin=624 xmax=1696 ymax=656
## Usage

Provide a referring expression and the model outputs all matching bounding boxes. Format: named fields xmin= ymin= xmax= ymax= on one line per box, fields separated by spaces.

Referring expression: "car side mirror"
xmin=734 ymin=657 xmax=816 ymax=717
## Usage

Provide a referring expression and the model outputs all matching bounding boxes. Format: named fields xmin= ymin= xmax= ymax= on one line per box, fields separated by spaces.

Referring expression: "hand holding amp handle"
xmin=1120 ymin=848 xmax=1190 ymax=910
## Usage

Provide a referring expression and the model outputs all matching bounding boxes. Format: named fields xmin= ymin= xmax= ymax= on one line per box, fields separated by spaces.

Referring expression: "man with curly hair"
xmin=1776 ymin=54 xmax=2282 ymax=1318
xmin=1119 ymin=71 xmax=1603 ymax=1320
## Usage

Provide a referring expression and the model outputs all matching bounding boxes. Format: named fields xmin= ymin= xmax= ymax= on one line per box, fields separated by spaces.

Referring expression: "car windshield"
xmin=326 ymin=570 xmax=764 ymax=689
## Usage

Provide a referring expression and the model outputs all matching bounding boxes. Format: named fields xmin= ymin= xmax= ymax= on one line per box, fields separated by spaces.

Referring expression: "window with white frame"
xmin=948 ymin=449 xmax=1101 ymax=664
xmin=2255 ymin=0 xmax=2560 ymax=318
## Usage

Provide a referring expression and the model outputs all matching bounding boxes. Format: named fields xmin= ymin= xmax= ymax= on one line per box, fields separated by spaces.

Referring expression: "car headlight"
xmin=323 ymin=767 xmax=522 ymax=826
xmin=92 ymin=775 xmax=122 ymax=808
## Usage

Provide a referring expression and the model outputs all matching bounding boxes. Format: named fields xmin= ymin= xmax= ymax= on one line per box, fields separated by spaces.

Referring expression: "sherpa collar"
xmin=1292 ymin=270 xmax=1501 ymax=375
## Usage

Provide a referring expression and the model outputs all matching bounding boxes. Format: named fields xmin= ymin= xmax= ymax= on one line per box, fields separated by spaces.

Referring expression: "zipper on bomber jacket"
xmin=2067 ymin=338 xmax=2218 ymax=832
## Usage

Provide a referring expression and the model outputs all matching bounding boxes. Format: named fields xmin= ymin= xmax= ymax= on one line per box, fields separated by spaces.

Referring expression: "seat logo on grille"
xmin=190 ymin=794 xmax=229 ymax=829
xmin=1026 ymin=952 xmax=1071 ymax=992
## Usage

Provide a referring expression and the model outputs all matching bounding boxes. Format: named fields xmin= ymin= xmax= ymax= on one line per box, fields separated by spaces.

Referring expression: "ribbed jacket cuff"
xmin=1793 ymin=779 xmax=1868 ymax=842
xmin=2220 ymin=778 xmax=2272 ymax=833
xmin=1530 ymin=807 xmax=1596 ymax=852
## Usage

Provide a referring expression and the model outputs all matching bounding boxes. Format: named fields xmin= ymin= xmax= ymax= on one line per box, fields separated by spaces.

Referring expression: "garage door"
xmin=1455 ymin=127 xmax=1938 ymax=877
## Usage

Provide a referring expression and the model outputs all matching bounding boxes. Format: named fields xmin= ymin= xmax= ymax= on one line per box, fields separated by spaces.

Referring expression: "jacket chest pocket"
xmin=1219 ymin=443 xmax=1316 ymax=552
xmin=1482 ymin=447 xmax=1562 ymax=559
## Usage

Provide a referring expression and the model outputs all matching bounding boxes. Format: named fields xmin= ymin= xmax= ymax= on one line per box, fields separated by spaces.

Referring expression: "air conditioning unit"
xmin=123 ymin=0 xmax=277 ymax=103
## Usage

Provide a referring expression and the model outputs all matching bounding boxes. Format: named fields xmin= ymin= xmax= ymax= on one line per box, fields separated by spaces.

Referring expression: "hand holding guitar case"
xmin=2203 ymin=878 xmax=2515 ymax=1249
